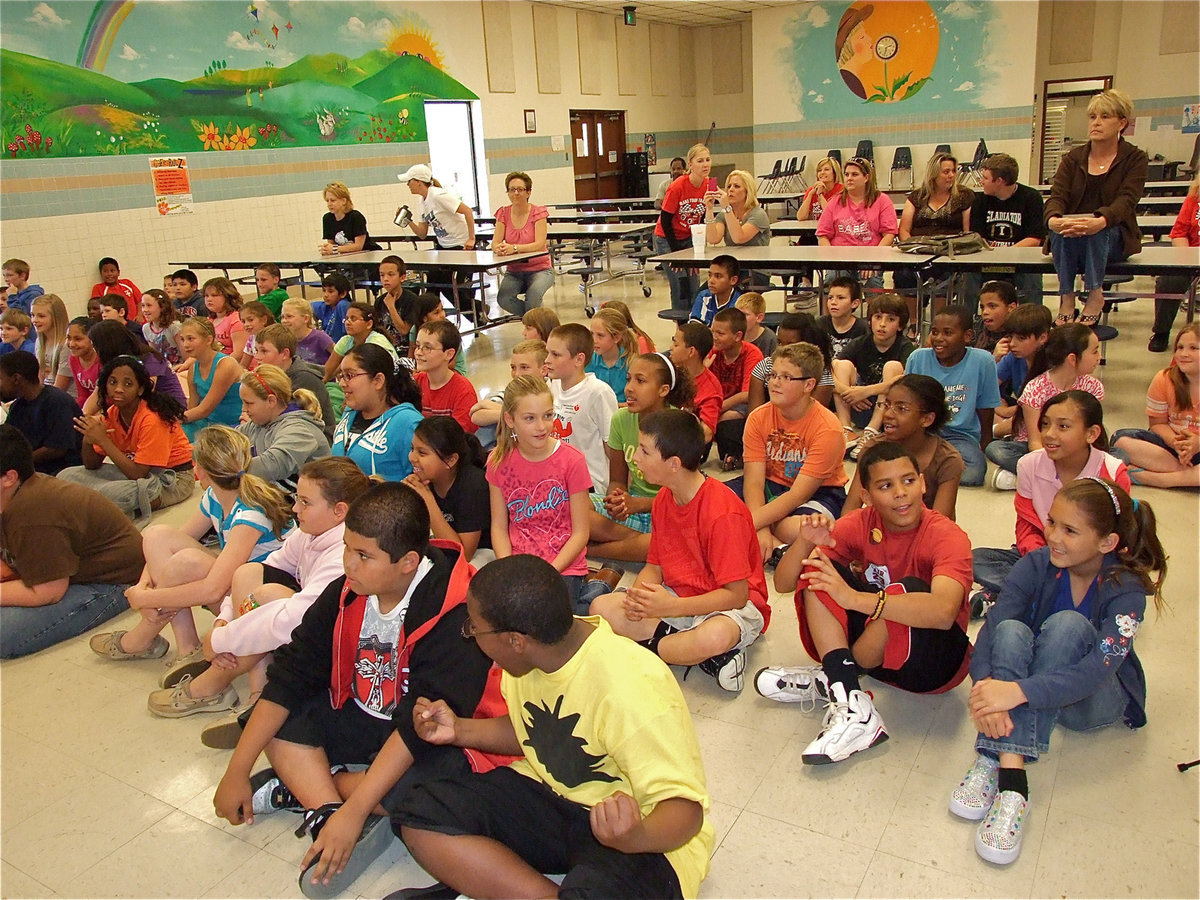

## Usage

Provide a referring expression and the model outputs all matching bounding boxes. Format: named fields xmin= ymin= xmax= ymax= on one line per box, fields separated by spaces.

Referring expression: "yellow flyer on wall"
xmin=149 ymin=157 xmax=194 ymax=216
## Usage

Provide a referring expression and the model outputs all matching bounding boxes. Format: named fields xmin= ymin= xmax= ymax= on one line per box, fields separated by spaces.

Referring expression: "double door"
xmin=570 ymin=110 xmax=626 ymax=201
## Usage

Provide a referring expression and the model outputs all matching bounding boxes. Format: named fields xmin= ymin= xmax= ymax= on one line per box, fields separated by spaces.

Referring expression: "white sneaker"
xmin=991 ymin=468 xmax=1018 ymax=491
xmin=754 ymin=665 xmax=829 ymax=712
xmin=949 ymin=754 xmax=999 ymax=820
xmin=975 ymin=790 xmax=1028 ymax=865
xmin=801 ymin=682 xmax=889 ymax=765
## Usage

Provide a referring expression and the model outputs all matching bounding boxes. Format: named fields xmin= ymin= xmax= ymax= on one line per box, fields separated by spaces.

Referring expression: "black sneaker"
xmin=1148 ymin=333 xmax=1170 ymax=353
xmin=249 ymin=768 xmax=303 ymax=815
xmin=699 ymin=648 xmax=747 ymax=693
xmin=969 ymin=588 xmax=996 ymax=621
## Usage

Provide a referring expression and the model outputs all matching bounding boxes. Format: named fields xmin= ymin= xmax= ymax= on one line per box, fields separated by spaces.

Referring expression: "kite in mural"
xmin=1 ymin=1 xmax=477 ymax=158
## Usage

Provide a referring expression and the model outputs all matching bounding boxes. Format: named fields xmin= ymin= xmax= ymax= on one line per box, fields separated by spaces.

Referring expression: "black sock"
xmin=997 ymin=767 xmax=1029 ymax=800
xmin=821 ymin=648 xmax=861 ymax=696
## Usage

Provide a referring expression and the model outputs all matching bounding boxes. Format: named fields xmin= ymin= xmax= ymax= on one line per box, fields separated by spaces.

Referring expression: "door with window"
xmin=569 ymin=110 xmax=626 ymax=201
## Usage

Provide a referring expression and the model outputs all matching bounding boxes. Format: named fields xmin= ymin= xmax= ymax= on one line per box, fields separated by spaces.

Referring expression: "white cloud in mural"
xmin=805 ymin=6 xmax=830 ymax=28
xmin=808 ymin=90 xmax=817 ymax=96
xmin=814 ymin=94 xmax=824 ymax=103
xmin=932 ymin=94 xmax=942 ymax=99
xmin=119 ymin=44 xmax=140 ymax=61
xmin=342 ymin=15 xmax=393 ymax=41
xmin=954 ymin=81 xmax=976 ymax=92
xmin=25 ymin=3 xmax=70 ymax=27
xmin=226 ymin=31 xmax=258 ymax=51
xmin=942 ymin=1 xmax=978 ymax=18
xmin=822 ymin=78 xmax=832 ymax=85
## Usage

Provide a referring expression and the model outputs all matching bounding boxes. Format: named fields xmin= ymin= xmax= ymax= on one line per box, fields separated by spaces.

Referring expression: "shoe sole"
xmin=159 ymin=658 xmax=211 ymax=689
xmin=299 ymin=813 xmax=394 ymax=899
xmin=200 ymin=715 xmax=245 ymax=749
xmin=801 ymin=728 xmax=889 ymax=765
xmin=975 ymin=831 xmax=1021 ymax=865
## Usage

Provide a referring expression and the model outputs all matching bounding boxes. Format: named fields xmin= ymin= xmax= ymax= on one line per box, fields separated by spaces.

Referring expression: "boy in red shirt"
xmin=591 ymin=409 xmax=768 ymax=694
xmin=413 ymin=320 xmax=478 ymax=433
xmin=708 ymin=307 xmax=764 ymax=470
xmin=90 ymin=257 xmax=142 ymax=311
xmin=669 ymin=321 xmax=722 ymax=444
xmin=758 ymin=441 xmax=973 ymax=765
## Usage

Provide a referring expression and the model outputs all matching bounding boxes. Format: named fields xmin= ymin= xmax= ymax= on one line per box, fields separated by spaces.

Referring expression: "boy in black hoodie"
xmin=213 ymin=482 xmax=508 ymax=898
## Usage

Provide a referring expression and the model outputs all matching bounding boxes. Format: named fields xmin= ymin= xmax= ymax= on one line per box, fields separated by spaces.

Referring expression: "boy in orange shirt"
xmin=413 ymin=320 xmax=478 ymax=433
xmin=735 ymin=342 xmax=847 ymax=563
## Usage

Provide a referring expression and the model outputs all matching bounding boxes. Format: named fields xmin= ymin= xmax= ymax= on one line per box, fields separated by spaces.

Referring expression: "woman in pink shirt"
xmin=816 ymin=157 xmax=897 ymax=289
xmin=493 ymin=171 xmax=554 ymax=317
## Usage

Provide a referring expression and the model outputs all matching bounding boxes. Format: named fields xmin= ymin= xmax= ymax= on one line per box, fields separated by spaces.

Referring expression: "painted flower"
xmin=230 ymin=125 xmax=256 ymax=151
xmin=197 ymin=121 xmax=222 ymax=150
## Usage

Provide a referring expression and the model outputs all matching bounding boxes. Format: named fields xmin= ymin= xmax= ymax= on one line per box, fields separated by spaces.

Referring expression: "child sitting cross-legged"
xmin=591 ymin=409 xmax=769 ymax=694
xmin=949 ymin=479 xmax=1166 ymax=866
xmin=149 ymin=458 xmax=372 ymax=744
xmin=757 ymin=441 xmax=974 ymax=765
xmin=393 ymin=554 xmax=715 ymax=900
xmin=212 ymin=482 xmax=509 ymax=898
xmin=471 ymin=339 xmax=547 ymax=450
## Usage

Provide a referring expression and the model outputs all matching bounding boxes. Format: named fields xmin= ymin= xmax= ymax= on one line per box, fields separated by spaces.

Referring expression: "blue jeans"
xmin=985 ymin=438 xmax=1029 ymax=475
xmin=975 ymin=612 xmax=1127 ymax=762
xmin=0 ymin=582 xmax=129 ymax=659
xmin=824 ymin=268 xmax=883 ymax=292
xmin=564 ymin=575 xmax=610 ymax=617
xmin=1111 ymin=427 xmax=1200 ymax=467
xmin=653 ymin=234 xmax=698 ymax=311
xmin=1048 ymin=225 xmax=1125 ymax=294
xmin=972 ymin=546 xmax=1021 ymax=596
xmin=945 ymin=430 xmax=987 ymax=486
xmin=496 ymin=268 xmax=556 ymax=317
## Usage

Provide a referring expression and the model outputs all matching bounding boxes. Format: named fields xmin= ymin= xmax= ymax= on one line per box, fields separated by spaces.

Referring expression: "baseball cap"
xmin=398 ymin=164 xmax=433 ymax=184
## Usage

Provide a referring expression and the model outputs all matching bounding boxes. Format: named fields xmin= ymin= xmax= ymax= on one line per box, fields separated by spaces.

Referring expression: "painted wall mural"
xmin=0 ymin=1 xmax=476 ymax=159
xmin=783 ymin=0 xmax=1002 ymax=119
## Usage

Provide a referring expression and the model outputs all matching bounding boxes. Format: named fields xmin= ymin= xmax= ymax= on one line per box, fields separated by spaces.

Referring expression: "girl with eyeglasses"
xmin=330 ymin=343 xmax=423 ymax=481
xmin=493 ymin=171 xmax=554 ymax=317
xmin=842 ymin=374 xmax=964 ymax=520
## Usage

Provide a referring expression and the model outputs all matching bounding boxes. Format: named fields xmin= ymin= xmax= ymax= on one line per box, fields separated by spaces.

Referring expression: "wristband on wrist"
xmin=869 ymin=589 xmax=887 ymax=621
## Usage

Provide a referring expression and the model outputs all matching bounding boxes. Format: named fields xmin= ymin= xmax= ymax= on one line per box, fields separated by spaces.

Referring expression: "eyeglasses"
xmin=334 ymin=370 xmax=370 ymax=385
xmin=507 ymin=186 xmax=530 ymax=194
xmin=849 ymin=157 xmax=873 ymax=171
xmin=413 ymin=342 xmax=442 ymax=354
xmin=878 ymin=400 xmax=915 ymax=414
xmin=767 ymin=371 xmax=816 ymax=384
xmin=461 ymin=618 xmax=511 ymax=641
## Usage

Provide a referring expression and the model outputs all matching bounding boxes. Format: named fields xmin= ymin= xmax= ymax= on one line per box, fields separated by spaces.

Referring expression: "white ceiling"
xmin=536 ymin=0 xmax=797 ymax=27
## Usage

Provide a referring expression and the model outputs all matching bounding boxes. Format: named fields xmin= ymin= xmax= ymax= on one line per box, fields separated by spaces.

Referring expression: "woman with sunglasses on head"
xmin=493 ymin=171 xmax=554 ymax=317
xmin=816 ymin=156 xmax=898 ymax=292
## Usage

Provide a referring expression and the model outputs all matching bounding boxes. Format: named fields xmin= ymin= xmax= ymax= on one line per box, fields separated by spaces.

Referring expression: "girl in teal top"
xmin=178 ymin=316 xmax=243 ymax=441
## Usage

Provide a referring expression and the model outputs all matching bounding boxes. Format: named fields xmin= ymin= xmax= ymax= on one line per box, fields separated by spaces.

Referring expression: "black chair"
xmin=959 ymin=138 xmax=989 ymax=187
xmin=779 ymin=156 xmax=800 ymax=192
xmin=854 ymin=139 xmax=874 ymax=165
xmin=935 ymin=143 xmax=952 ymax=155
xmin=890 ymin=146 xmax=914 ymax=190
xmin=827 ymin=149 xmax=842 ymax=166
xmin=758 ymin=158 xmax=783 ymax=192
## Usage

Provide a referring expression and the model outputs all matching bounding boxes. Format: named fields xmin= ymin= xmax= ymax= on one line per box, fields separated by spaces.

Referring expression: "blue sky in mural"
xmin=1 ymin=1 xmax=445 ymax=80
xmin=781 ymin=0 xmax=992 ymax=120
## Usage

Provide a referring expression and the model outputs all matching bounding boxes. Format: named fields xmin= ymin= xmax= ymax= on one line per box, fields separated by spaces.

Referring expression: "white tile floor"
xmin=2 ymin=259 xmax=1198 ymax=899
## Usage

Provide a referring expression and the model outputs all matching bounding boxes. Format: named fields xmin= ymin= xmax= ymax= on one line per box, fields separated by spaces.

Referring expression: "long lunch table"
xmin=767 ymin=215 xmax=1177 ymax=241
xmin=171 ymin=248 xmax=546 ymax=334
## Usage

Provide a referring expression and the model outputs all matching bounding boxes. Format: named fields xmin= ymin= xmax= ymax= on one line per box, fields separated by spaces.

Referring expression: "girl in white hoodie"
xmin=147 ymin=457 xmax=373 ymax=738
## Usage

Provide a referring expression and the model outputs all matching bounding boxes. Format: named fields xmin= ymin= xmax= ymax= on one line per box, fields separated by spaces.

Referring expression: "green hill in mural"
xmin=1 ymin=47 xmax=475 ymax=158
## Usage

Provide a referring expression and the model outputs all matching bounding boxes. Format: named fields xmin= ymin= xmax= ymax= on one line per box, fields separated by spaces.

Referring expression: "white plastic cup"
xmin=690 ymin=224 xmax=707 ymax=253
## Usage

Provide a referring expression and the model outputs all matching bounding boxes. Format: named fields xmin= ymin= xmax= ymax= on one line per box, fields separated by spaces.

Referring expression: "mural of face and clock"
xmin=834 ymin=0 xmax=939 ymax=103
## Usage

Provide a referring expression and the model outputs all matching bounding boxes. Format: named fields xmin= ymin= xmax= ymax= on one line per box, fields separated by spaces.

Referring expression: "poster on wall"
xmin=0 ymin=1 xmax=476 ymax=159
xmin=150 ymin=156 xmax=193 ymax=215
xmin=1184 ymin=105 xmax=1200 ymax=135
xmin=644 ymin=133 xmax=656 ymax=165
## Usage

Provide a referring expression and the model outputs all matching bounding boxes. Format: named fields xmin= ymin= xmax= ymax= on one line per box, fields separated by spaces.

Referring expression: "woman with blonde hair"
xmin=797 ymin=157 xmax=845 ymax=222
xmin=1045 ymin=88 xmax=1147 ymax=327
xmin=896 ymin=151 xmax=975 ymax=310
xmin=654 ymin=142 xmax=715 ymax=309
xmin=319 ymin=180 xmax=380 ymax=256
xmin=707 ymin=169 xmax=771 ymax=247
xmin=89 ymin=424 xmax=292 ymax=705
xmin=30 ymin=293 xmax=72 ymax=390
xmin=237 ymin=363 xmax=330 ymax=494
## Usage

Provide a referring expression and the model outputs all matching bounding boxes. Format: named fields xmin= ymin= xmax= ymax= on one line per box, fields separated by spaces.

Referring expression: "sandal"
xmin=1077 ymin=312 xmax=1101 ymax=328
xmin=1054 ymin=312 xmax=1076 ymax=327
xmin=766 ymin=544 xmax=791 ymax=569
xmin=89 ymin=631 xmax=169 ymax=661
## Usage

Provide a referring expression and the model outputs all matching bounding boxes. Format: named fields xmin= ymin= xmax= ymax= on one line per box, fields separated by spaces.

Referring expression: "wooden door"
xmin=570 ymin=109 xmax=627 ymax=201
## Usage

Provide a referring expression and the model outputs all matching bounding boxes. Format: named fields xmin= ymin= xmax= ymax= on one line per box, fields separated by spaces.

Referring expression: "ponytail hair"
xmin=98 ymin=355 xmax=185 ymax=425
xmin=1059 ymin=478 xmax=1168 ymax=611
xmin=192 ymin=425 xmax=293 ymax=538
xmin=637 ymin=352 xmax=695 ymax=410
xmin=601 ymin=300 xmax=655 ymax=352
xmin=179 ymin=316 xmax=222 ymax=352
xmin=1029 ymin=322 xmax=1091 ymax=380
xmin=1039 ymin=390 xmax=1108 ymax=451
xmin=592 ymin=307 xmax=638 ymax=364
xmin=346 ymin=343 xmax=421 ymax=411
xmin=491 ymin=374 xmax=552 ymax=466
xmin=298 ymin=456 xmax=373 ymax=509
xmin=414 ymin=415 xmax=487 ymax=472
xmin=241 ymin=363 xmax=322 ymax=424
xmin=346 ymin=301 xmax=382 ymax=335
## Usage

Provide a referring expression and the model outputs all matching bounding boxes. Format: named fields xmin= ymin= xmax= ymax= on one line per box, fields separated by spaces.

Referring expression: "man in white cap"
xmin=398 ymin=164 xmax=480 ymax=322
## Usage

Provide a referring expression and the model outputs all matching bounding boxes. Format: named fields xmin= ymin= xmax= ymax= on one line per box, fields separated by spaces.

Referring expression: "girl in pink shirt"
xmin=203 ymin=276 xmax=247 ymax=360
xmin=816 ymin=157 xmax=897 ymax=290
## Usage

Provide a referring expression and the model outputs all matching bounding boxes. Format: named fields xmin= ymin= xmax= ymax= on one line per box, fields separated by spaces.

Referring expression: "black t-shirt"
xmin=969 ymin=184 xmax=1046 ymax=246
xmin=437 ymin=464 xmax=492 ymax=549
xmin=322 ymin=209 xmax=381 ymax=252
xmin=837 ymin=333 xmax=915 ymax=385
xmin=374 ymin=288 xmax=419 ymax=351
xmin=348 ymin=412 xmax=378 ymax=436
xmin=6 ymin=386 xmax=83 ymax=474
xmin=818 ymin=315 xmax=868 ymax=361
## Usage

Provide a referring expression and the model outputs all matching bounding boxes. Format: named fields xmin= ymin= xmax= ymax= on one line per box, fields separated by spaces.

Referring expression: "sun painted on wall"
xmin=0 ymin=1 xmax=477 ymax=158
xmin=782 ymin=0 xmax=998 ymax=121
xmin=834 ymin=1 xmax=938 ymax=102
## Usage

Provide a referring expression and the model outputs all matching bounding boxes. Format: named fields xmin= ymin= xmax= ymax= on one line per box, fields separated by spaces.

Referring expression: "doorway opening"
xmin=424 ymin=100 xmax=489 ymax=213
xmin=1038 ymin=75 xmax=1113 ymax=184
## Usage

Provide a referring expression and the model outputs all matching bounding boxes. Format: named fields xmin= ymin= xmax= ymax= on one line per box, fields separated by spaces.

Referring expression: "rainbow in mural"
xmin=75 ymin=0 xmax=136 ymax=71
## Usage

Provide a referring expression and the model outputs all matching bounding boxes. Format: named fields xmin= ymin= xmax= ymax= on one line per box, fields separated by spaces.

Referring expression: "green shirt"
xmin=257 ymin=287 xmax=289 ymax=319
xmin=607 ymin=407 xmax=662 ymax=498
